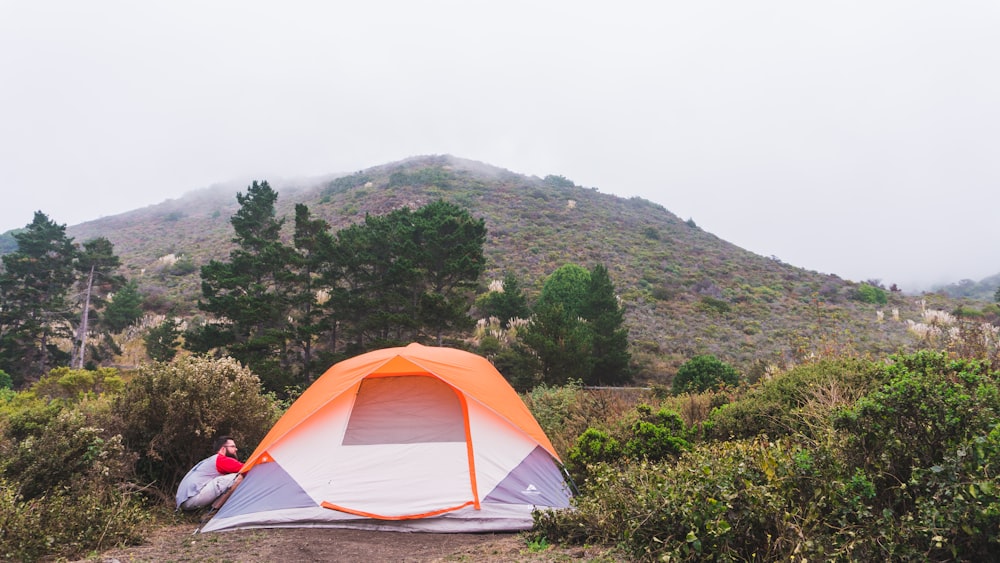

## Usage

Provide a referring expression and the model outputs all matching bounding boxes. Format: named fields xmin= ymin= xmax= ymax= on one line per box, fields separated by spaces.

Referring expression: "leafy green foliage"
xmin=111 ymin=356 xmax=281 ymax=497
xmin=514 ymin=262 xmax=631 ymax=388
xmin=0 ymin=212 xmax=78 ymax=385
xmin=567 ymin=428 xmax=621 ymax=470
xmin=582 ymin=264 xmax=631 ymax=385
xmin=834 ymin=351 xmax=1000 ymax=507
xmin=476 ymin=273 xmax=531 ymax=328
xmin=853 ymin=282 xmax=888 ymax=304
xmin=565 ymin=403 xmax=690 ymax=484
xmin=0 ymin=372 xmax=147 ymax=561
xmin=536 ymin=263 xmax=591 ymax=319
xmin=144 ymin=318 xmax=180 ymax=362
xmin=0 ymin=475 xmax=148 ymax=562
xmin=103 ymin=279 xmax=144 ymax=332
xmin=703 ymin=358 xmax=883 ymax=440
xmin=672 ymin=354 xmax=739 ymax=394
xmin=537 ymin=352 xmax=1000 ymax=560
xmin=520 ymin=302 xmax=593 ymax=386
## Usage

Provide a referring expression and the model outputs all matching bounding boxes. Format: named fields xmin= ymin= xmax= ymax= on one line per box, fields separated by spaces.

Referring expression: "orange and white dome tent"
xmin=201 ymin=343 xmax=572 ymax=533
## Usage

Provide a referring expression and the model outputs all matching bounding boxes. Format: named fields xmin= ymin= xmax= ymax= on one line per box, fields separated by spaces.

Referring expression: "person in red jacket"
xmin=175 ymin=436 xmax=245 ymax=512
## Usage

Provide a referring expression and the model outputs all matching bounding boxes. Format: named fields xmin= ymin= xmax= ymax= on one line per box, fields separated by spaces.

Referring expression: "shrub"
xmin=0 ymin=382 xmax=148 ymax=561
xmin=853 ymin=283 xmax=888 ymax=304
xmin=703 ymin=358 xmax=883 ymax=441
xmin=565 ymin=403 xmax=690 ymax=484
xmin=623 ymin=420 xmax=689 ymax=462
xmin=566 ymin=428 xmax=621 ymax=476
xmin=29 ymin=366 xmax=124 ymax=402
xmin=534 ymin=439 xmax=813 ymax=561
xmin=2 ymin=407 xmax=134 ymax=500
xmin=523 ymin=383 xmax=641 ymax=460
xmin=111 ymin=356 xmax=281 ymax=501
xmin=0 ymin=476 xmax=148 ymax=562
xmin=906 ymin=424 xmax=1000 ymax=560
xmin=672 ymin=355 xmax=739 ymax=394
xmin=834 ymin=351 xmax=1000 ymax=510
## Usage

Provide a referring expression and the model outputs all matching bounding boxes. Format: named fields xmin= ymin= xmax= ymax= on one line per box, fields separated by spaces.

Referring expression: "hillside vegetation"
xmin=58 ymin=154 xmax=982 ymax=383
xmin=4 ymin=156 xmax=1000 ymax=561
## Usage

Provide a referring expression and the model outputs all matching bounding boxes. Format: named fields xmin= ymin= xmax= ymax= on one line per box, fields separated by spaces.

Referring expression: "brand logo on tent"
xmin=523 ymin=483 xmax=541 ymax=495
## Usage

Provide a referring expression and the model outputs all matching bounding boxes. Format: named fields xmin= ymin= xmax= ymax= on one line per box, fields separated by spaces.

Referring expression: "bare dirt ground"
xmin=78 ymin=520 xmax=625 ymax=563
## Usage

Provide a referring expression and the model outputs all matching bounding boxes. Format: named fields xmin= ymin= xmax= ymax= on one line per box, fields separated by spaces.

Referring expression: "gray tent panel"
xmin=482 ymin=446 xmax=571 ymax=508
xmin=214 ymin=461 xmax=316 ymax=520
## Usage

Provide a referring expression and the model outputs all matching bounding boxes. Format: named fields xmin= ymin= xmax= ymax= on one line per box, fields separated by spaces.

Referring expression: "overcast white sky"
xmin=2 ymin=2 xmax=998 ymax=291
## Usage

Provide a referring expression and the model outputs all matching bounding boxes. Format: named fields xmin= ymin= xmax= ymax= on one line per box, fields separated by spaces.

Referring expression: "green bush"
xmin=623 ymin=420 xmax=689 ymax=462
xmin=29 ymin=366 xmax=124 ymax=402
xmin=565 ymin=404 xmax=691 ymax=485
xmin=2 ymin=407 xmax=134 ymax=500
xmin=906 ymin=424 xmax=1000 ymax=560
xmin=0 ymin=379 xmax=148 ymax=561
xmin=566 ymin=428 xmax=621 ymax=476
xmin=834 ymin=351 xmax=1000 ymax=510
xmin=111 ymin=356 xmax=282 ymax=501
xmin=0 ymin=476 xmax=148 ymax=562
xmin=672 ymin=355 xmax=739 ymax=394
xmin=853 ymin=283 xmax=888 ymax=304
xmin=535 ymin=352 xmax=1000 ymax=560
xmin=535 ymin=439 xmax=826 ymax=561
xmin=703 ymin=358 xmax=883 ymax=441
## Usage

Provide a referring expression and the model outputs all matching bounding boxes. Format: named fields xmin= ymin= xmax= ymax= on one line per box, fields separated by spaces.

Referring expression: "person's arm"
xmin=216 ymin=454 xmax=244 ymax=474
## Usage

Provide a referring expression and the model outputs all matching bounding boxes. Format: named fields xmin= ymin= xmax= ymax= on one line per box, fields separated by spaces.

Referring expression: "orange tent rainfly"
xmin=200 ymin=343 xmax=573 ymax=533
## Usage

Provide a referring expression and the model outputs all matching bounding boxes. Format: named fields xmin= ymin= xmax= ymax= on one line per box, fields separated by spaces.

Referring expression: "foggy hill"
xmin=49 ymin=155 xmax=964 ymax=379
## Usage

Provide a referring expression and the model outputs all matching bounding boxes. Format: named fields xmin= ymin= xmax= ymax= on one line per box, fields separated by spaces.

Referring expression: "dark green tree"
xmin=582 ymin=264 xmax=631 ymax=385
xmin=144 ymin=317 xmax=180 ymax=362
xmin=71 ymin=236 xmax=124 ymax=368
xmin=535 ymin=263 xmax=591 ymax=319
xmin=0 ymin=212 xmax=78 ymax=385
xmin=186 ymin=181 xmax=295 ymax=391
xmin=411 ymin=200 xmax=486 ymax=344
xmin=518 ymin=264 xmax=593 ymax=387
xmin=477 ymin=272 xmax=531 ymax=328
xmin=288 ymin=203 xmax=337 ymax=381
xmin=672 ymin=354 xmax=740 ymax=394
xmin=329 ymin=201 xmax=486 ymax=352
xmin=102 ymin=279 xmax=144 ymax=332
xmin=329 ymin=210 xmax=420 ymax=351
xmin=520 ymin=301 xmax=593 ymax=386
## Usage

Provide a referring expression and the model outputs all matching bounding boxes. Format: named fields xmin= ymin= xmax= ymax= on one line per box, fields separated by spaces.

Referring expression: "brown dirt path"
xmin=76 ymin=523 xmax=624 ymax=562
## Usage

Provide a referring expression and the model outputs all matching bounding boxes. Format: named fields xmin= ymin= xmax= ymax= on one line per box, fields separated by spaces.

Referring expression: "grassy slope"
xmin=62 ymin=155 xmax=962 ymax=384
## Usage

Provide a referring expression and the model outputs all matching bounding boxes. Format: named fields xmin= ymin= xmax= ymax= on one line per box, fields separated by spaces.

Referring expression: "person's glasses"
xmin=224 ymin=444 xmax=237 ymax=449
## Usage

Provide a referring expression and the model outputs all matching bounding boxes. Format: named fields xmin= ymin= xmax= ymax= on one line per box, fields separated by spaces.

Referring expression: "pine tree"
xmin=582 ymin=263 xmax=631 ymax=385
xmin=478 ymin=272 xmax=531 ymax=328
xmin=288 ymin=203 xmax=336 ymax=381
xmin=187 ymin=181 xmax=295 ymax=391
xmin=144 ymin=318 xmax=180 ymax=362
xmin=411 ymin=200 xmax=486 ymax=344
xmin=72 ymin=236 xmax=123 ymax=368
xmin=0 ymin=212 xmax=78 ymax=385
xmin=520 ymin=301 xmax=593 ymax=386
xmin=103 ymin=280 xmax=144 ymax=333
